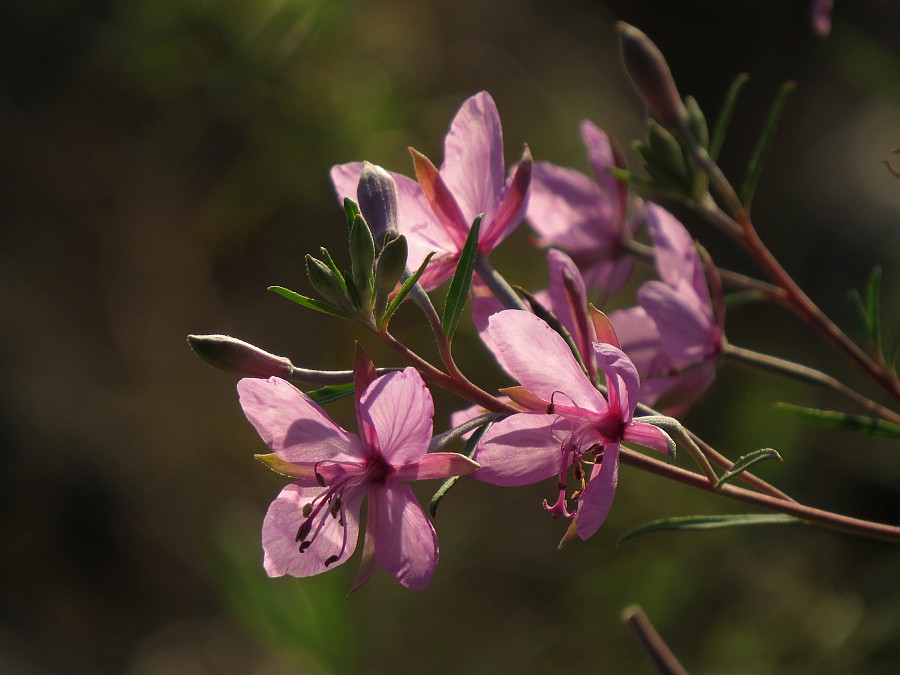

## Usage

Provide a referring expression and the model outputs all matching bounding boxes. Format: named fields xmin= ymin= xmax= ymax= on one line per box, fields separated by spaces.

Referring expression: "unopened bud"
xmin=187 ymin=334 xmax=294 ymax=378
xmin=357 ymin=162 xmax=399 ymax=242
xmin=349 ymin=213 xmax=376 ymax=308
xmin=306 ymin=254 xmax=349 ymax=308
xmin=617 ymin=22 xmax=687 ymax=128
xmin=684 ymin=96 xmax=708 ymax=149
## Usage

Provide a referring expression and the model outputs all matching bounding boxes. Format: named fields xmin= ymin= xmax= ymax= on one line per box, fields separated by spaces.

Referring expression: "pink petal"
xmin=623 ymin=421 xmax=672 ymax=455
xmin=609 ymin=306 xmax=665 ymax=376
xmin=580 ymin=120 xmax=627 ymax=223
xmin=646 ymin=203 xmax=707 ymax=301
xmin=393 ymin=452 xmax=480 ymax=481
xmin=440 ymin=91 xmax=505 ymax=227
xmin=546 ymin=249 xmax=593 ymax=363
xmin=593 ymin=343 xmax=641 ymax=423
xmin=237 ymin=377 xmax=365 ymax=464
xmin=411 ymin=148 xmax=469 ymax=246
xmin=471 ymin=283 xmax=506 ymax=369
xmin=575 ymin=443 xmax=620 ymax=540
xmin=811 ymin=0 xmax=833 ymax=37
xmin=262 ymin=483 xmax=362 ymax=578
xmin=646 ymin=359 xmax=718 ymax=416
xmin=527 ymin=161 xmax=614 ymax=251
xmin=580 ymin=255 xmax=636 ymax=298
xmin=480 ymin=146 xmax=532 ymax=253
xmin=472 ymin=413 xmax=574 ymax=486
xmin=638 ymin=280 xmax=719 ymax=368
xmin=371 ymin=482 xmax=439 ymax=590
xmin=360 ymin=368 xmax=434 ymax=466
xmin=487 ymin=310 xmax=606 ymax=412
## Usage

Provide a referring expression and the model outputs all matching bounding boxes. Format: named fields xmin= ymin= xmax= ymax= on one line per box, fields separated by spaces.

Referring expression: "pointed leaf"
xmin=441 ymin=215 xmax=482 ymax=340
xmin=715 ymin=448 xmax=783 ymax=489
xmin=380 ymin=252 xmax=435 ymax=328
xmin=429 ymin=421 xmax=491 ymax=518
xmin=306 ymin=382 xmax=356 ymax=405
xmin=710 ymin=73 xmax=749 ymax=161
xmin=741 ymin=81 xmax=796 ymax=207
xmin=775 ymin=403 xmax=900 ymax=440
xmin=268 ymin=286 xmax=351 ymax=319
xmin=618 ymin=513 xmax=800 ymax=544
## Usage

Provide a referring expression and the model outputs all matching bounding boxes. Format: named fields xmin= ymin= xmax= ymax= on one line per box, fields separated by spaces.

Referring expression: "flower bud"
xmin=617 ymin=22 xmax=687 ymax=128
xmin=357 ymin=161 xmax=399 ymax=242
xmin=375 ymin=234 xmax=408 ymax=298
xmin=187 ymin=334 xmax=294 ymax=378
xmin=305 ymin=254 xmax=349 ymax=308
xmin=349 ymin=213 xmax=376 ymax=309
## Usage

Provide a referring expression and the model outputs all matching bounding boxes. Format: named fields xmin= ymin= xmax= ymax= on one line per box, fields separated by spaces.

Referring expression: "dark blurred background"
xmin=1 ymin=0 xmax=899 ymax=673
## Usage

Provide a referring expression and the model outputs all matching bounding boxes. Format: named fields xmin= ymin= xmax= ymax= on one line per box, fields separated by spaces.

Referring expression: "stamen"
xmin=324 ymin=554 xmax=340 ymax=567
xmin=296 ymin=520 xmax=312 ymax=542
xmin=302 ymin=502 xmax=313 ymax=518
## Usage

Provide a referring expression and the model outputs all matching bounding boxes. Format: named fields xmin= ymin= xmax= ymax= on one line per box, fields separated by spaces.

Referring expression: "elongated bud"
xmin=357 ymin=162 xmax=399 ymax=242
xmin=187 ymin=334 xmax=294 ymax=378
xmin=684 ymin=96 xmax=708 ymax=149
xmin=349 ymin=213 xmax=376 ymax=309
xmin=617 ymin=22 xmax=687 ymax=128
xmin=647 ymin=121 xmax=686 ymax=174
xmin=375 ymin=235 xmax=408 ymax=294
xmin=305 ymin=254 xmax=349 ymax=308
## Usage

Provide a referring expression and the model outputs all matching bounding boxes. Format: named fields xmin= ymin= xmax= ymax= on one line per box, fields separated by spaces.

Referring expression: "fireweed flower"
xmin=527 ymin=121 xmax=642 ymax=297
xmin=811 ymin=0 xmax=834 ymax=37
xmin=331 ymin=91 xmax=532 ymax=290
xmin=472 ymin=310 xmax=671 ymax=541
xmin=237 ymin=366 xmax=478 ymax=590
xmin=611 ymin=203 xmax=724 ymax=415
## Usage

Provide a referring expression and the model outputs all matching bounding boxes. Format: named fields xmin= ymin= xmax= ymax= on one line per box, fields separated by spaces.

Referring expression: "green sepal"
xmin=379 ymin=251 xmax=435 ymax=329
xmin=775 ymin=403 xmax=900 ymax=440
xmin=268 ymin=286 xmax=351 ymax=319
xmin=441 ymin=215 xmax=482 ymax=340
xmin=343 ymin=197 xmax=362 ymax=231
xmin=715 ymin=448 xmax=783 ymax=490
xmin=306 ymin=382 xmax=356 ymax=405
xmin=710 ymin=73 xmax=749 ymax=161
xmin=740 ymin=80 xmax=796 ymax=208
xmin=349 ymin=213 xmax=376 ymax=309
xmin=636 ymin=135 xmax=692 ymax=195
xmin=618 ymin=513 xmax=800 ymax=545
xmin=429 ymin=421 xmax=491 ymax=518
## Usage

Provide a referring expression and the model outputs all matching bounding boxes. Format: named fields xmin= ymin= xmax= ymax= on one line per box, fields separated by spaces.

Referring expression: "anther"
xmin=324 ymin=554 xmax=340 ymax=567
xmin=298 ymin=541 xmax=311 ymax=553
xmin=330 ymin=498 xmax=342 ymax=519
xmin=296 ymin=520 xmax=312 ymax=542
xmin=302 ymin=502 xmax=313 ymax=518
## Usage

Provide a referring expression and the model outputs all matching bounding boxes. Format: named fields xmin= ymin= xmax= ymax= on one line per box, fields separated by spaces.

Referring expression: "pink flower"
xmin=811 ymin=0 xmax=834 ymax=37
xmin=611 ymin=204 xmax=723 ymax=415
xmin=527 ymin=121 xmax=642 ymax=297
xmin=237 ymin=364 xmax=478 ymax=590
xmin=472 ymin=310 xmax=671 ymax=541
xmin=331 ymin=92 xmax=532 ymax=290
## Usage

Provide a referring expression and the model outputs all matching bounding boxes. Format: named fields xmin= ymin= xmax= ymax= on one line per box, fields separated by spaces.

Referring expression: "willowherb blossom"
xmin=611 ymin=203 xmax=724 ymax=415
xmin=331 ymin=91 xmax=532 ymax=290
xmin=471 ymin=310 xmax=671 ymax=541
xmin=237 ymin=359 xmax=478 ymax=590
xmin=527 ymin=121 xmax=642 ymax=297
xmin=811 ymin=0 xmax=834 ymax=37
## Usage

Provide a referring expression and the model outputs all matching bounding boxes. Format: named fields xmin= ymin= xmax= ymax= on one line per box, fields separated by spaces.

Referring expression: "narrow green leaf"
xmin=710 ymin=73 xmax=749 ymax=161
xmin=608 ymin=166 xmax=659 ymax=191
xmin=306 ymin=382 xmax=356 ymax=405
xmin=866 ymin=266 xmax=882 ymax=352
xmin=268 ymin=286 xmax=351 ymax=319
xmin=741 ymin=80 xmax=796 ymax=207
xmin=343 ymin=197 xmax=361 ymax=230
xmin=618 ymin=513 xmax=800 ymax=545
xmin=380 ymin=252 xmax=435 ymax=327
xmin=775 ymin=402 xmax=900 ymax=440
xmin=715 ymin=448 xmax=783 ymax=489
xmin=430 ymin=421 xmax=491 ymax=518
xmin=441 ymin=215 xmax=482 ymax=340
